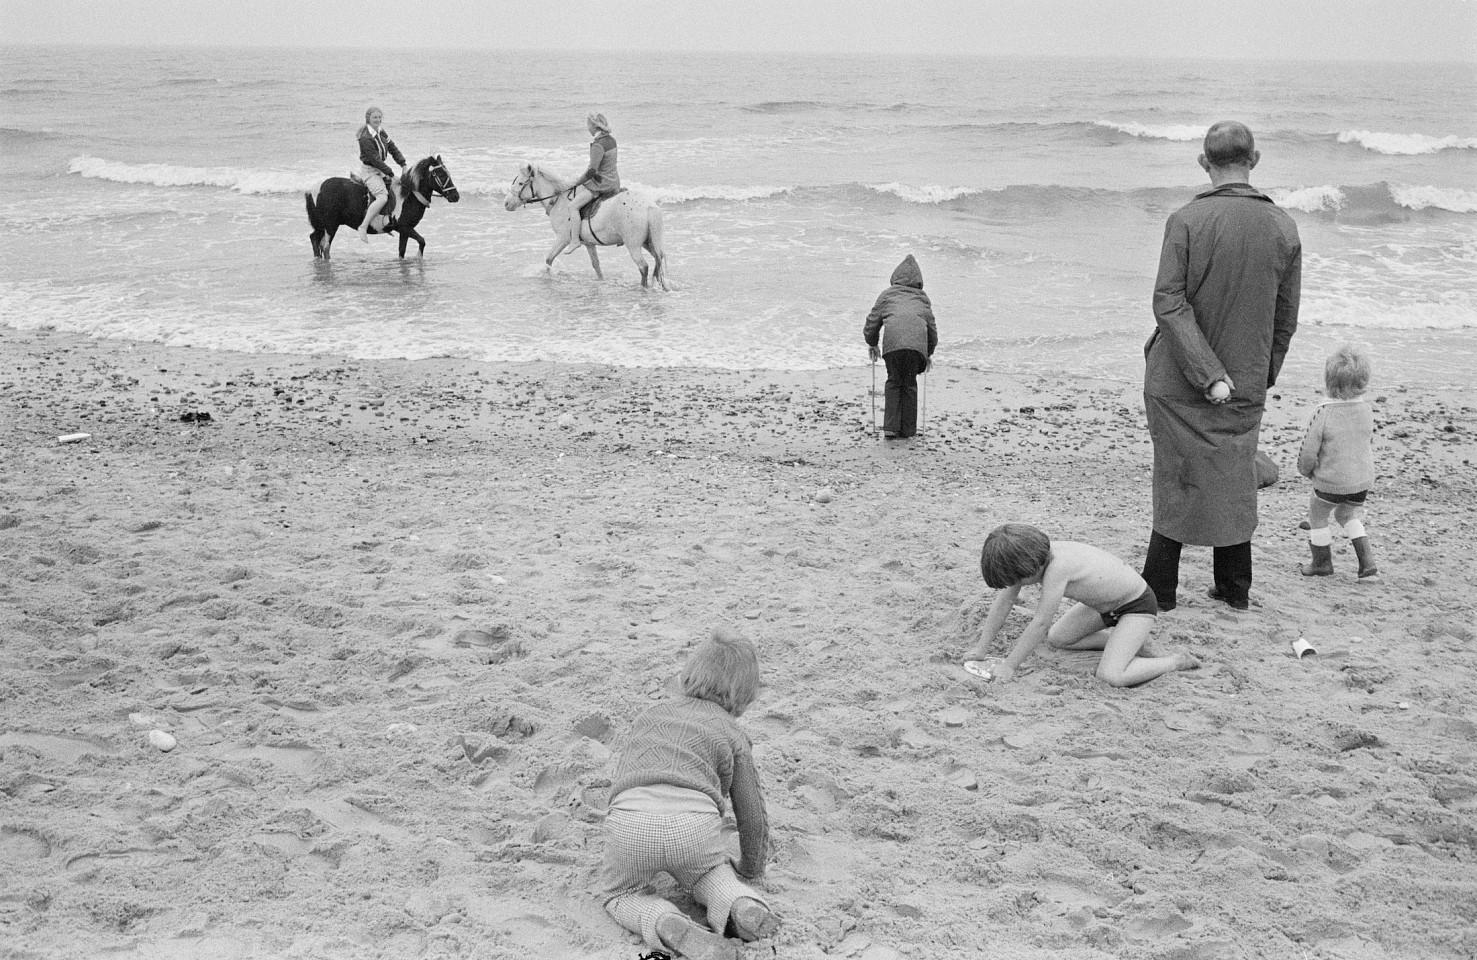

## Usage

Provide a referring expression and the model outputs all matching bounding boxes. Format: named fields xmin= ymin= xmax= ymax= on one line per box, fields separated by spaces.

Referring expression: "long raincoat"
xmin=1145 ymin=183 xmax=1301 ymax=546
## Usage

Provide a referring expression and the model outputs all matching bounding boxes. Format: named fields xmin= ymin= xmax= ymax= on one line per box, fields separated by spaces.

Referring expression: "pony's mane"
xmin=532 ymin=165 xmax=572 ymax=192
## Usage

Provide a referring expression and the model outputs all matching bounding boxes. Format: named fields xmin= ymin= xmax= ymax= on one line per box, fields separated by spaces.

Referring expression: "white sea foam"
xmin=1337 ymin=130 xmax=1477 ymax=155
xmin=1094 ymin=121 xmax=1206 ymax=141
xmin=1388 ymin=183 xmax=1477 ymax=214
xmin=69 ymin=156 xmax=317 ymax=194
xmin=866 ymin=182 xmax=983 ymax=204
xmin=1268 ymin=185 xmax=1346 ymax=213
xmin=639 ymin=183 xmax=792 ymax=204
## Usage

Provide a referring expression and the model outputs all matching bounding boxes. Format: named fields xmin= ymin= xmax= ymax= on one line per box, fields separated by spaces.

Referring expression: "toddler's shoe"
xmin=656 ymin=913 xmax=736 ymax=960
xmin=729 ymin=897 xmax=780 ymax=941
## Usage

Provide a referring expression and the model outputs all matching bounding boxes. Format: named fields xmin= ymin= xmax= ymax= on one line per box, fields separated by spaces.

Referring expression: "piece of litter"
xmin=963 ymin=660 xmax=995 ymax=680
xmin=1398 ymin=702 xmax=1410 ymax=710
xmin=57 ymin=433 xmax=91 ymax=444
xmin=1292 ymin=637 xmax=1317 ymax=659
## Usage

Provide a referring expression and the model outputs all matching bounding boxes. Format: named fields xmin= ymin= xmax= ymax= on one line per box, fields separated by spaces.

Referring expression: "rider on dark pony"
xmin=356 ymin=106 xmax=407 ymax=243
xmin=567 ymin=113 xmax=620 ymax=238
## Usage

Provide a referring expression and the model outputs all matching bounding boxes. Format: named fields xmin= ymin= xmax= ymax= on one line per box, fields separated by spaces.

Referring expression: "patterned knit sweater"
xmin=1297 ymin=398 xmax=1375 ymax=495
xmin=609 ymin=696 xmax=770 ymax=878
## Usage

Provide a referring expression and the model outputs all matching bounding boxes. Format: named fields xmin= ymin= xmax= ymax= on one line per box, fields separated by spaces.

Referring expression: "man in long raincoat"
xmin=1142 ymin=121 xmax=1301 ymax=611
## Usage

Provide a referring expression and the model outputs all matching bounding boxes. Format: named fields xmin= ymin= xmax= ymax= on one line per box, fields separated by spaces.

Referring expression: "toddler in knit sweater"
xmin=1298 ymin=343 xmax=1379 ymax=581
xmin=598 ymin=628 xmax=779 ymax=960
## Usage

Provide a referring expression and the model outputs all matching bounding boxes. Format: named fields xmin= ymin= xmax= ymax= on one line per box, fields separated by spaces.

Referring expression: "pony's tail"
xmin=644 ymin=205 xmax=669 ymax=291
xmin=304 ymin=190 xmax=324 ymax=233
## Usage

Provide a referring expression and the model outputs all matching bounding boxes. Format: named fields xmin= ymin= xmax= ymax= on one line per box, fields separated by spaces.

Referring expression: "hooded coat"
xmin=863 ymin=255 xmax=937 ymax=359
xmin=1145 ymin=183 xmax=1301 ymax=546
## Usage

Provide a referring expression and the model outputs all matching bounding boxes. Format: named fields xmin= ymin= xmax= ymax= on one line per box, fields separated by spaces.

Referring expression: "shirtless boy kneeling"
xmin=963 ymin=523 xmax=1200 ymax=687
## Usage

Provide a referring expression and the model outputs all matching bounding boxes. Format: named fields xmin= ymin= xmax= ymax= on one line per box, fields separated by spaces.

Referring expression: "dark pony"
xmin=304 ymin=155 xmax=460 ymax=260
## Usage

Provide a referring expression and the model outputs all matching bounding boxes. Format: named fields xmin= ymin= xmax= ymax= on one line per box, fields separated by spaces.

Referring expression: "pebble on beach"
xmin=148 ymin=730 xmax=177 ymax=752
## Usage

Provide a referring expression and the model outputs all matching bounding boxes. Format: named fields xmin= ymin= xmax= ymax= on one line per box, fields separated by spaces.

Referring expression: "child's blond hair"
xmin=1325 ymin=343 xmax=1371 ymax=400
xmin=680 ymin=627 xmax=760 ymax=716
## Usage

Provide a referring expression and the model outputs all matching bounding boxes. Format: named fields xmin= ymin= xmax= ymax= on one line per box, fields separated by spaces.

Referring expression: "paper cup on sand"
xmin=963 ymin=659 xmax=998 ymax=680
xmin=1291 ymin=638 xmax=1317 ymax=659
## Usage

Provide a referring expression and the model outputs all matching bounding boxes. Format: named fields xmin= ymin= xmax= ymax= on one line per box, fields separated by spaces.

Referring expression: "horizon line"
xmin=1 ymin=41 xmax=1472 ymax=66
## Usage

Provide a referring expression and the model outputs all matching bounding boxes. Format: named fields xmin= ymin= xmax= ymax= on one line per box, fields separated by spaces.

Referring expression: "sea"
xmin=3 ymin=47 xmax=1474 ymax=388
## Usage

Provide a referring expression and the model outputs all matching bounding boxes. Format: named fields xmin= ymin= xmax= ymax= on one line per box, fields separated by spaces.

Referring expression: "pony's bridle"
xmin=511 ymin=169 xmax=559 ymax=206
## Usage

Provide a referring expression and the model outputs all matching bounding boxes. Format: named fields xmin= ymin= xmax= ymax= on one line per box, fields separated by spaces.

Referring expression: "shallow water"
xmin=4 ymin=47 xmax=1473 ymax=386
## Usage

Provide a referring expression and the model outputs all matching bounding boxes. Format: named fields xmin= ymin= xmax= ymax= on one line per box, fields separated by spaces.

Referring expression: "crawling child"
xmin=963 ymin=523 xmax=1200 ymax=686
xmin=599 ymin=627 xmax=780 ymax=960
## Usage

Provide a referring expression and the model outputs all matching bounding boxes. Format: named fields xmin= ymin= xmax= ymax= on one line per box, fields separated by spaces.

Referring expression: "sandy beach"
xmin=1 ymin=324 xmax=1475 ymax=960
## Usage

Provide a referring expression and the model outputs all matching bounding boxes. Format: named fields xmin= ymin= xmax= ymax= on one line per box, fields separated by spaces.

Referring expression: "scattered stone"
xmin=148 ymin=730 xmax=177 ymax=752
xmin=557 ymin=413 xmax=576 ymax=429
xmin=938 ymin=706 xmax=969 ymax=728
xmin=580 ymin=641 xmax=612 ymax=655
xmin=945 ymin=768 xmax=979 ymax=791
xmin=814 ymin=488 xmax=834 ymax=504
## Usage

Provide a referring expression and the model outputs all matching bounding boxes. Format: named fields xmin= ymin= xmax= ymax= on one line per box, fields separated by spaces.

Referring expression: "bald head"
xmin=1203 ymin=121 xmax=1256 ymax=169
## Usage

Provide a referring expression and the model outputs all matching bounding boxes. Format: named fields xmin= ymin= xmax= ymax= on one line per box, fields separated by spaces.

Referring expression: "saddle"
xmin=348 ymin=172 xmax=402 ymax=229
xmin=572 ymin=187 xmax=627 ymax=221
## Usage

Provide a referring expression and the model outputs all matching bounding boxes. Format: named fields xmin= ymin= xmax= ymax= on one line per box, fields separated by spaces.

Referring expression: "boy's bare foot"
xmin=656 ymin=913 xmax=736 ymax=960
xmin=1174 ymin=652 xmax=1201 ymax=671
xmin=357 ymin=230 xmax=370 ymax=244
xmin=730 ymin=897 xmax=780 ymax=941
xmin=961 ymin=647 xmax=988 ymax=663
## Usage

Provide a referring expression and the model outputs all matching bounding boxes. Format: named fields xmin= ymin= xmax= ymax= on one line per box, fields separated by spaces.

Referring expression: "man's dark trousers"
xmin=1142 ymin=530 xmax=1252 ymax=609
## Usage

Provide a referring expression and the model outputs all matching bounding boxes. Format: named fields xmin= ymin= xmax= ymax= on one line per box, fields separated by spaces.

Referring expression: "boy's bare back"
xmin=1040 ymin=540 xmax=1148 ymax=612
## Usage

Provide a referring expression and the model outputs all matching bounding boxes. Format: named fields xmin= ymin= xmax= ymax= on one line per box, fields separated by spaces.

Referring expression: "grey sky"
xmin=2 ymin=0 xmax=1474 ymax=60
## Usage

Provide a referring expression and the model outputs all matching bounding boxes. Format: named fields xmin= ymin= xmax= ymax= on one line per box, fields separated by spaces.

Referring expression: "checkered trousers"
xmin=599 ymin=810 xmax=766 ymax=949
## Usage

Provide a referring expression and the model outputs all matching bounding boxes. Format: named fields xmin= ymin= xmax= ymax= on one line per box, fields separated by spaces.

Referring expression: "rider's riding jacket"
xmin=357 ymin=124 xmax=406 ymax=181
xmin=576 ymin=134 xmax=620 ymax=196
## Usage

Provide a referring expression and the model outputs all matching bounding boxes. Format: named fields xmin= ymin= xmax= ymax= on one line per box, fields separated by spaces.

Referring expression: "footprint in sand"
xmin=0 ymin=827 xmax=51 ymax=862
xmin=0 ymin=730 xmax=117 ymax=764
xmin=1027 ymin=880 xmax=1124 ymax=932
xmin=217 ymin=743 xmax=322 ymax=778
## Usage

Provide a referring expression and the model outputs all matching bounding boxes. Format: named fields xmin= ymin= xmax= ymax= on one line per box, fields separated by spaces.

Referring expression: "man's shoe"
xmin=1206 ymin=586 xmax=1249 ymax=611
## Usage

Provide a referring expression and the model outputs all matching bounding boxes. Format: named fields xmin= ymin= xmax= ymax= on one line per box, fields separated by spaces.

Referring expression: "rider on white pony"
xmin=355 ymin=106 xmax=408 ymax=243
xmin=566 ymin=113 xmax=620 ymax=245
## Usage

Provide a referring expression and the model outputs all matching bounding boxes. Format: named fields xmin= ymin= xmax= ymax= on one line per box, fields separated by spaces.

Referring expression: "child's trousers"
xmin=599 ymin=809 xmax=768 ymax=949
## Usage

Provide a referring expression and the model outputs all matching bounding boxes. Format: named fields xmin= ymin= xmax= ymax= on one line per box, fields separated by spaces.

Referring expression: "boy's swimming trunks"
xmin=1099 ymin=587 xmax=1158 ymax=629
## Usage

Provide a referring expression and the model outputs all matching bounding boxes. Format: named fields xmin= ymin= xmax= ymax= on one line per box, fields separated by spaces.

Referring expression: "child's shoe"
xmin=656 ymin=913 xmax=737 ymax=960
xmin=1352 ymin=536 xmax=1379 ymax=582
xmin=728 ymin=897 xmax=780 ymax=941
xmin=1299 ymin=542 xmax=1334 ymax=577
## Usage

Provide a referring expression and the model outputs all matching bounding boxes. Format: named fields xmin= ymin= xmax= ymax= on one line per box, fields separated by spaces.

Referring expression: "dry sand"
xmin=1 ymin=325 xmax=1475 ymax=960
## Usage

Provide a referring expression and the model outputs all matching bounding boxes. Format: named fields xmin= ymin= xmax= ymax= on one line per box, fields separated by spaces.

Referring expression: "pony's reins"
xmin=513 ymin=169 xmax=603 ymax=244
xmin=512 ymin=170 xmax=560 ymax=206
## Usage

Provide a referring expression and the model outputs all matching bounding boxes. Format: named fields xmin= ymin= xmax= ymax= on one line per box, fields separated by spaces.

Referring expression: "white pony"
xmin=504 ymin=163 xmax=669 ymax=290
